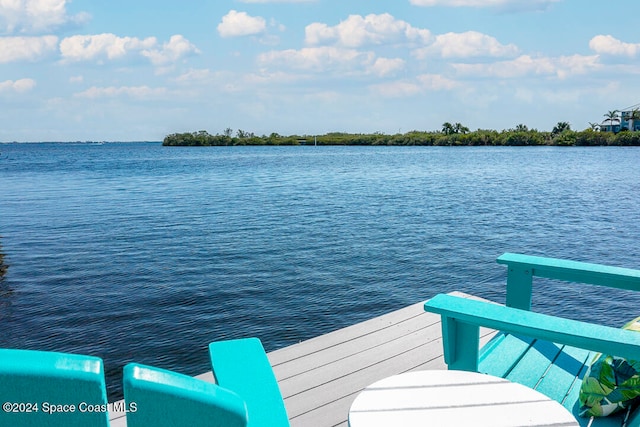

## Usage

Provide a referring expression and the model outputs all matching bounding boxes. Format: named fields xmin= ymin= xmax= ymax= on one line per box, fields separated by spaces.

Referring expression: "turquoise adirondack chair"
xmin=424 ymin=253 xmax=640 ymax=427
xmin=0 ymin=348 xmax=110 ymax=427
xmin=209 ymin=337 xmax=290 ymax=427
xmin=123 ymin=363 xmax=248 ymax=427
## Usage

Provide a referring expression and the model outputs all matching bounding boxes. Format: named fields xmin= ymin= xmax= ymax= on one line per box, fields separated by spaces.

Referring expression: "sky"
xmin=1 ymin=0 xmax=640 ymax=142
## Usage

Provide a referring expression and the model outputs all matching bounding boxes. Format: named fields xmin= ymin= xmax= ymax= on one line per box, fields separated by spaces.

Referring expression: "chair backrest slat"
xmin=0 ymin=349 xmax=110 ymax=427
xmin=123 ymin=363 xmax=248 ymax=427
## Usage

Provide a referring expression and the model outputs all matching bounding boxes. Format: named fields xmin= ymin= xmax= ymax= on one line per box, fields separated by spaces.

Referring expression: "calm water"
xmin=1 ymin=143 xmax=640 ymax=399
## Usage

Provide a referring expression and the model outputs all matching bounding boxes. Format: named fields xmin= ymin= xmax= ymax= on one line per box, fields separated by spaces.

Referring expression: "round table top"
xmin=348 ymin=370 xmax=579 ymax=427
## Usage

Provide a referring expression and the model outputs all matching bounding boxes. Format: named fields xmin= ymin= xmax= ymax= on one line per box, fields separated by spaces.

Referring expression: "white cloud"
xmin=59 ymin=33 xmax=197 ymax=65
xmin=175 ymin=68 xmax=212 ymax=83
xmin=552 ymin=55 xmax=602 ymax=78
xmin=0 ymin=0 xmax=90 ymax=34
xmin=74 ymin=85 xmax=167 ymax=99
xmin=60 ymin=33 xmax=156 ymax=62
xmin=414 ymin=31 xmax=518 ymax=58
xmin=142 ymin=35 xmax=200 ymax=65
xmin=409 ymin=0 xmax=560 ymax=10
xmin=369 ymin=57 xmax=405 ymax=77
xmin=258 ymin=46 xmax=374 ymax=72
xmin=305 ymin=13 xmax=430 ymax=48
xmin=452 ymin=54 xmax=600 ymax=79
xmin=0 ymin=78 xmax=36 ymax=93
xmin=0 ymin=35 xmax=57 ymax=62
xmin=244 ymin=71 xmax=309 ymax=86
xmin=589 ymin=35 xmax=640 ymax=57
xmin=217 ymin=10 xmax=266 ymax=38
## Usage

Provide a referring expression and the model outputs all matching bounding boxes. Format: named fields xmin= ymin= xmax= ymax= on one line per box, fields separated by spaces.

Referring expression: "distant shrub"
xmin=162 ymin=128 xmax=640 ymax=147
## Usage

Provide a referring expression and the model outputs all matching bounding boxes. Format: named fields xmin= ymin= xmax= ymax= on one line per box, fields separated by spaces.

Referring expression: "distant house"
xmin=620 ymin=110 xmax=640 ymax=131
xmin=601 ymin=104 xmax=640 ymax=132
xmin=600 ymin=119 xmax=620 ymax=133
xmin=600 ymin=122 xmax=621 ymax=133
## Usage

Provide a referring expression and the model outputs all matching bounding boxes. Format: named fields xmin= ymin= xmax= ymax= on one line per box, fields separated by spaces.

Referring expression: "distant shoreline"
xmin=163 ymin=129 xmax=640 ymax=147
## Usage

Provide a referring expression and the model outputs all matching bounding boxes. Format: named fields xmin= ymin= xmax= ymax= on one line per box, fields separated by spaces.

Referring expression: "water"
xmin=1 ymin=143 xmax=639 ymax=400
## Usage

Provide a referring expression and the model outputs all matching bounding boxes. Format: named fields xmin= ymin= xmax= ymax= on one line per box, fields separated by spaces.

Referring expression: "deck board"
xmin=109 ymin=291 xmax=495 ymax=427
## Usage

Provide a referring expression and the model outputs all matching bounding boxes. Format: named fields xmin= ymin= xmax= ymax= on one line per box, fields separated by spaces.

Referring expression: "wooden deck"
xmin=109 ymin=291 xmax=496 ymax=426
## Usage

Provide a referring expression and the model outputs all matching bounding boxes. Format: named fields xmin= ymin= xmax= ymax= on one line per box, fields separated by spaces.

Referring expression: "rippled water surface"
xmin=1 ymin=143 xmax=639 ymax=399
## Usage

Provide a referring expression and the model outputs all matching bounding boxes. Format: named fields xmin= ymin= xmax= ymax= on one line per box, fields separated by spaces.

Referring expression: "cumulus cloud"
xmin=589 ymin=35 xmax=640 ymax=57
xmin=74 ymin=85 xmax=167 ymax=99
xmin=60 ymin=33 xmax=156 ymax=62
xmin=141 ymin=35 xmax=200 ymax=65
xmin=452 ymin=54 xmax=600 ymax=79
xmin=259 ymin=15 xmax=422 ymax=78
xmin=305 ymin=13 xmax=430 ymax=48
xmin=0 ymin=0 xmax=90 ymax=34
xmin=217 ymin=10 xmax=266 ymax=37
xmin=414 ymin=31 xmax=518 ymax=58
xmin=59 ymin=33 xmax=198 ymax=65
xmin=0 ymin=78 xmax=36 ymax=93
xmin=409 ymin=0 xmax=560 ymax=11
xmin=370 ymin=57 xmax=405 ymax=77
xmin=0 ymin=35 xmax=57 ymax=62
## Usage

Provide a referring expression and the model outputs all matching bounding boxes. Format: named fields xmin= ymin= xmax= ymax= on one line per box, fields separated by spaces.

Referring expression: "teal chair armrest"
xmin=497 ymin=253 xmax=640 ymax=310
xmin=209 ymin=338 xmax=289 ymax=427
xmin=424 ymin=294 xmax=640 ymax=371
xmin=123 ymin=363 xmax=248 ymax=427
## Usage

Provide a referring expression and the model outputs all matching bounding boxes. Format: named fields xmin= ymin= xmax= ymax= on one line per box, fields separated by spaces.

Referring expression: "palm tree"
xmin=441 ymin=122 xmax=455 ymax=135
xmin=627 ymin=108 xmax=640 ymax=132
xmin=604 ymin=110 xmax=620 ymax=133
xmin=588 ymin=122 xmax=600 ymax=131
xmin=453 ymin=122 xmax=470 ymax=134
xmin=552 ymin=121 xmax=571 ymax=135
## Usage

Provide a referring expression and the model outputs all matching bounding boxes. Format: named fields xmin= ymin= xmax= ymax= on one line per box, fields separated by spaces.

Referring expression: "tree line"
xmin=163 ymin=123 xmax=640 ymax=147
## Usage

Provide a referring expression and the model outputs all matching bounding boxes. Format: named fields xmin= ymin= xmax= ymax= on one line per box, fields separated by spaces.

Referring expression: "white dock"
xmin=110 ymin=291 xmax=496 ymax=426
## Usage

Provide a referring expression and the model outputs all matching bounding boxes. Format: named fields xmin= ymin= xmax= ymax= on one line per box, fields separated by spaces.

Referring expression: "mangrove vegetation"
xmin=163 ymin=122 xmax=640 ymax=147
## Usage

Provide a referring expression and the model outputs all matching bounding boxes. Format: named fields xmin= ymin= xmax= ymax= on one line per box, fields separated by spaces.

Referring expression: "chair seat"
xmin=479 ymin=333 xmax=629 ymax=427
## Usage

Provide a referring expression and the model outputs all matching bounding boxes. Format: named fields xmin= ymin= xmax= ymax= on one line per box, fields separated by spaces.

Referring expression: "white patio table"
xmin=348 ymin=370 xmax=579 ymax=427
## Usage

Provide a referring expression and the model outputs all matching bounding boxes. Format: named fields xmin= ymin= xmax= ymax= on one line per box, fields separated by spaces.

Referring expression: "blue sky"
xmin=1 ymin=0 xmax=639 ymax=141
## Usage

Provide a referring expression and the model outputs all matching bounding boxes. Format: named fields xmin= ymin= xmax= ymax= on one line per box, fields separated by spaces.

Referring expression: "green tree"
xmin=553 ymin=130 xmax=577 ymax=146
xmin=604 ymin=110 xmax=619 ymax=132
xmin=442 ymin=122 xmax=469 ymax=135
xmin=441 ymin=122 xmax=455 ymax=135
xmin=453 ymin=122 xmax=470 ymax=134
xmin=552 ymin=121 xmax=571 ymax=135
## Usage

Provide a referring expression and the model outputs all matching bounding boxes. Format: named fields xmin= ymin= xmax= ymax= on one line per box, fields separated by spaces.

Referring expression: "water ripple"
xmin=1 ymin=144 xmax=639 ymax=399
